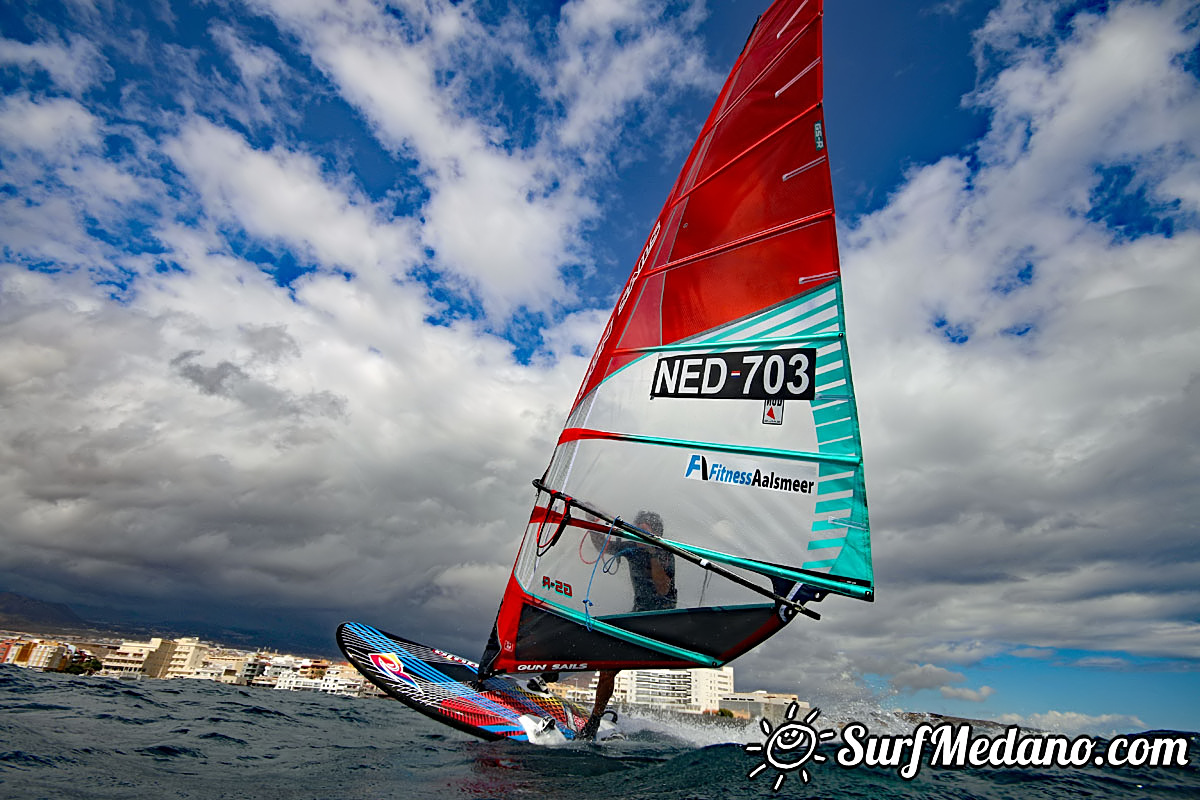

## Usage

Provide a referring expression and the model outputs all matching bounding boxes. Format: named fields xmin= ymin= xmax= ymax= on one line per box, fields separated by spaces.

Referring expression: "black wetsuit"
xmin=621 ymin=543 xmax=677 ymax=611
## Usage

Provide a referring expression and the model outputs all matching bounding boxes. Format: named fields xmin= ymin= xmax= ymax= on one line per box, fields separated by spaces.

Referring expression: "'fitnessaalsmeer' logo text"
xmin=685 ymin=454 xmax=815 ymax=495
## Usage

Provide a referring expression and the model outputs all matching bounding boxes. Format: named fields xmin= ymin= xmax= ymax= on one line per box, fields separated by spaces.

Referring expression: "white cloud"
xmin=165 ymin=118 xmax=420 ymax=283
xmin=245 ymin=0 xmax=581 ymax=317
xmin=997 ymin=710 xmax=1147 ymax=737
xmin=941 ymin=685 xmax=995 ymax=702
xmin=0 ymin=237 xmax=589 ymax=632
xmin=207 ymin=22 xmax=295 ymax=127
xmin=0 ymin=94 xmax=156 ymax=277
xmin=892 ymin=663 xmax=965 ymax=692
xmin=837 ymin=0 xmax=1200 ymax=669
xmin=0 ymin=93 xmax=99 ymax=154
xmin=245 ymin=0 xmax=717 ymax=319
xmin=549 ymin=0 xmax=718 ymax=151
xmin=0 ymin=35 xmax=109 ymax=95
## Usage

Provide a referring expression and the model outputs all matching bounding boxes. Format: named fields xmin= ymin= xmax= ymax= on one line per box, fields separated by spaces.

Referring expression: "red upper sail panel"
xmin=573 ymin=0 xmax=837 ymax=411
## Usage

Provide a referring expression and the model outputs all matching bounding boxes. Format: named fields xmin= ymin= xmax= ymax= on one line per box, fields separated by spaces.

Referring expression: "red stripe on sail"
xmin=557 ymin=427 xmax=623 ymax=446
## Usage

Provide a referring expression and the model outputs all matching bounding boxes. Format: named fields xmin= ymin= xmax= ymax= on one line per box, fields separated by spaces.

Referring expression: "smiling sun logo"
xmin=744 ymin=702 xmax=836 ymax=791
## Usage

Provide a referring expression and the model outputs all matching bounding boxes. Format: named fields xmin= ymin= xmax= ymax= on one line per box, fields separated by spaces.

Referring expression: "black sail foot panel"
xmin=602 ymin=605 xmax=783 ymax=657
xmin=514 ymin=604 xmax=694 ymax=667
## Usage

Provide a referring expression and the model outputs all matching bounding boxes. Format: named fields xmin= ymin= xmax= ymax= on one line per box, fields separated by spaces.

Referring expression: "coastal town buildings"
xmin=552 ymin=666 xmax=738 ymax=716
xmin=2 ymin=629 xmax=799 ymax=724
xmin=609 ymin=666 xmax=736 ymax=713
xmin=720 ymin=691 xmax=806 ymax=725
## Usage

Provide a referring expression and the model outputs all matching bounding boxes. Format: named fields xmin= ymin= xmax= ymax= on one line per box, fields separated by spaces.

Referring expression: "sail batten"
xmin=640 ymin=207 xmax=834 ymax=280
xmin=557 ymin=428 xmax=861 ymax=466
xmin=482 ymin=0 xmax=873 ymax=677
xmin=691 ymin=5 xmax=821 ymax=174
xmin=673 ymin=102 xmax=825 ymax=206
xmin=614 ymin=331 xmax=843 ymax=355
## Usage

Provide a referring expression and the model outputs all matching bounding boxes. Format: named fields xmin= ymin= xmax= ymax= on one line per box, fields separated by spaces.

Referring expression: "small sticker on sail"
xmin=763 ymin=399 xmax=784 ymax=425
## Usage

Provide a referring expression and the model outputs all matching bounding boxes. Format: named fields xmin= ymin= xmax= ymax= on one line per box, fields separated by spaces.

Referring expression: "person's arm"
xmin=650 ymin=554 xmax=672 ymax=596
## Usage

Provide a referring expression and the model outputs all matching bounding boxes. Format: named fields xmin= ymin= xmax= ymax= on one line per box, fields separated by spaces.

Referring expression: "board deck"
xmin=337 ymin=622 xmax=606 ymax=743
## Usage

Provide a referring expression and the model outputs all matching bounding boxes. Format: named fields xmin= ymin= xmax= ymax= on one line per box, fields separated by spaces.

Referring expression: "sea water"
xmin=2 ymin=665 xmax=1196 ymax=799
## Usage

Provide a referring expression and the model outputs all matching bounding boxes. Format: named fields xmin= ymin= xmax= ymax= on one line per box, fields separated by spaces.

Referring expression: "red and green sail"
xmin=483 ymin=0 xmax=872 ymax=676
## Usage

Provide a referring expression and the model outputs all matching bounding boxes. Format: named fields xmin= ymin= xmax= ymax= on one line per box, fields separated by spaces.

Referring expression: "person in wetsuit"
xmin=578 ymin=510 xmax=676 ymax=740
xmin=476 ymin=510 xmax=677 ymax=741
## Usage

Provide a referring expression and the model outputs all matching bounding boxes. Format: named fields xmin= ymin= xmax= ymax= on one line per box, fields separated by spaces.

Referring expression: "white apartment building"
xmin=270 ymin=661 xmax=365 ymax=695
xmin=26 ymin=641 xmax=71 ymax=671
xmin=690 ymin=665 xmax=736 ymax=713
xmin=585 ymin=666 xmax=735 ymax=714
xmin=274 ymin=670 xmax=324 ymax=692
xmin=197 ymin=651 xmax=251 ymax=684
xmin=164 ymin=637 xmax=209 ymax=679
xmin=100 ymin=638 xmax=177 ymax=678
xmin=719 ymin=691 xmax=806 ymax=725
xmin=319 ymin=662 xmax=366 ymax=696
xmin=185 ymin=663 xmax=231 ymax=682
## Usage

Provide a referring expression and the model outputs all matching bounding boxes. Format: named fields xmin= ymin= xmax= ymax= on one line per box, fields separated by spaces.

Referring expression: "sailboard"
xmin=336 ymin=622 xmax=611 ymax=743
xmin=478 ymin=0 xmax=873 ymax=679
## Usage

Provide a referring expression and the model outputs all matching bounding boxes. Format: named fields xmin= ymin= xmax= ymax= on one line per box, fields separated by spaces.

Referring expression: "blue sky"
xmin=1 ymin=0 xmax=1197 ymax=737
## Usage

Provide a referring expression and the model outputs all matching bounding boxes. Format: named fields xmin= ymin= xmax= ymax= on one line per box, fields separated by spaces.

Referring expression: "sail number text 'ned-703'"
xmin=651 ymin=347 xmax=817 ymax=400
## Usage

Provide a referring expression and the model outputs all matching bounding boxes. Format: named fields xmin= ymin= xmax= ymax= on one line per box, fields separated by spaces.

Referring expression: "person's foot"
xmin=526 ymin=671 xmax=560 ymax=693
xmin=578 ymin=712 xmax=602 ymax=741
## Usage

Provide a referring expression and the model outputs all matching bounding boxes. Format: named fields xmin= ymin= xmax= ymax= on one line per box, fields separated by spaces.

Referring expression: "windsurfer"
xmin=588 ymin=510 xmax=677 ymax=611
xmin=579 ymin=510 xmax=677 ymax=740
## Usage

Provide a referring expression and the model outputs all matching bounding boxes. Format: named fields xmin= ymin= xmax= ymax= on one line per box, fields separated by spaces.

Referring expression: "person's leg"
xmin=579 ymin=670 xmax=617 ymax=740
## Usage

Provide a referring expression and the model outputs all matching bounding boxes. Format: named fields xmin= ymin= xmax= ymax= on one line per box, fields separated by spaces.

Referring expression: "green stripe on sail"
xmin=808 ymin=537 xmax=847 ymax=550
xmin=830 ymin=522 xmax=873 ymax=586
xmin=707 ymin=290 xmax=835 ymax=342
xmin=816 ymin=420 xmax=855 ymax=444
xmin=815 ymin=349 xmax=845 ymax=369
xmin=814 ymin=497 xmax=852 ymax=514
xmin=819 ymin=462 xmax=855 ymax=478
xmin=658 ymin=539 xmax=874 ymax=600
xmin=757 ymin=299 xmax=839 ymax=339
xmin=812 ymin=402 xmax=850 ymax=427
